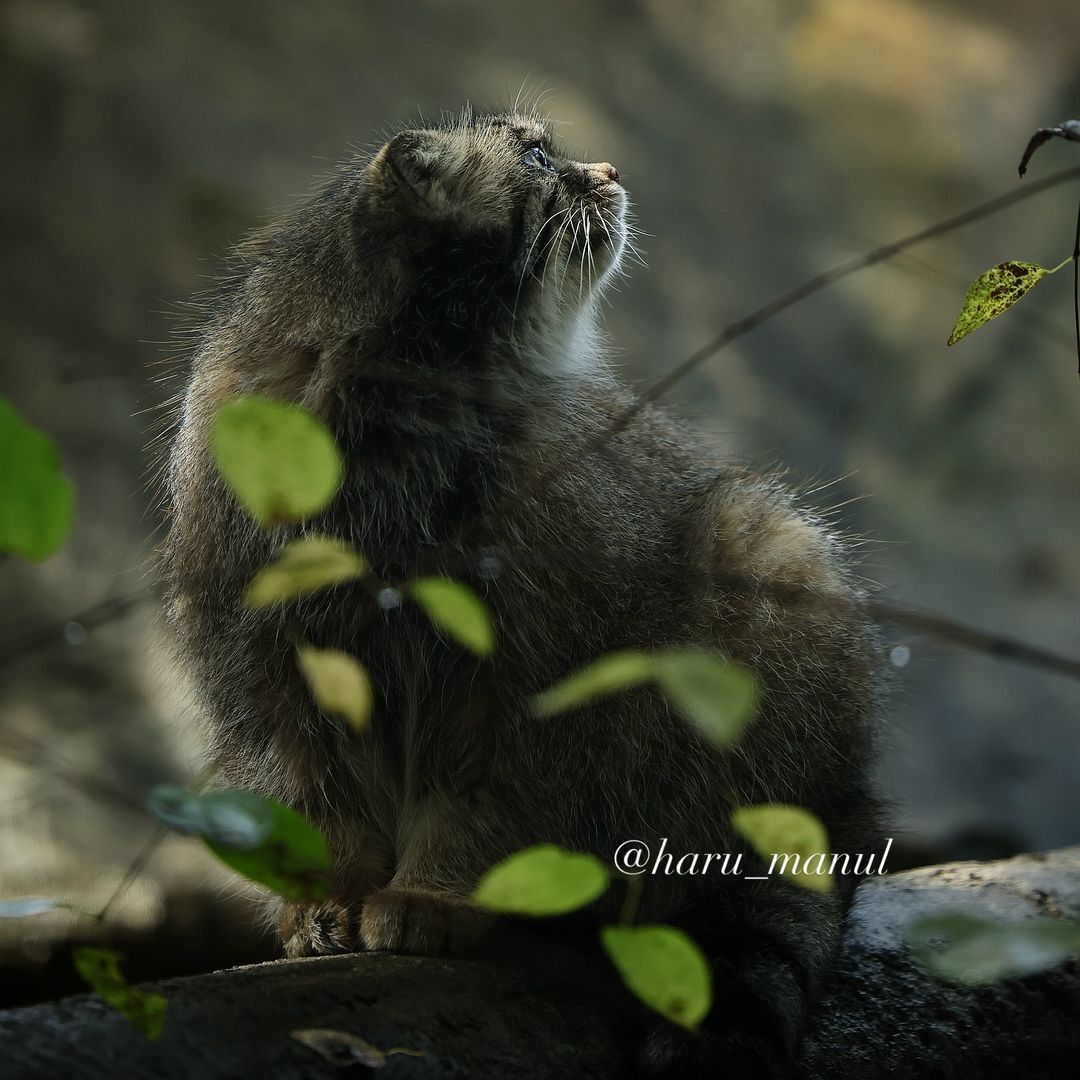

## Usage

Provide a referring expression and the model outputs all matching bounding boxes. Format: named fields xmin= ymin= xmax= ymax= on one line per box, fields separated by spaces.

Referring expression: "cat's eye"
xmin=524 ymin=144 xmax=555 ymax=174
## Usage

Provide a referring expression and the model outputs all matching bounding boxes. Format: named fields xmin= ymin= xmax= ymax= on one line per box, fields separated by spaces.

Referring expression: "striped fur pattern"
xmin=162 ymin=109 xmax=884 ymax=1078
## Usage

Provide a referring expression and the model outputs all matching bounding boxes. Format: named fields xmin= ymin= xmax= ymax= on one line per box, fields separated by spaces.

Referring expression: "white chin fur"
xmin=507 ymin=301 xmax=607 ymax=379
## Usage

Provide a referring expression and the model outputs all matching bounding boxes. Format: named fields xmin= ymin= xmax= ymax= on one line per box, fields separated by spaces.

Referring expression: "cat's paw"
xmin=359 ymin=887 xmax=493 ymax=956
xmin=279 ymin=898 xmax=364 ymax=958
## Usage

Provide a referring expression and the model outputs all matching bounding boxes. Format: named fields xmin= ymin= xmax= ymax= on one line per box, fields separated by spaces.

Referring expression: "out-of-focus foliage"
xmin=296 ymin=645 xmax=373 ymax=732
xmin=0 ymin=398 xmax=73 ymax=561
xmin=243 ymin=537 xmax=368 ymax=608
xmin=148 ymin=787 xmax=332 ymax=901
xmin=211 ymin=396 xmax=343 ymax=527
xmin=732 ymin=804 xmax=834 ymax=893
xmin=600 ymin=925 xmax=712 ymax=1031
xmin=409 ymin=577 xmax=496 ymax=657
xmin=907 ymin=911 xmax=1080 ymax=985
xmin=72 ymin=947 xmax=167 ymax=1039
xmin=532 ymin=648 xmax=757 ymax=747
xmin=473 ymin=844 xmax=609 ymax=916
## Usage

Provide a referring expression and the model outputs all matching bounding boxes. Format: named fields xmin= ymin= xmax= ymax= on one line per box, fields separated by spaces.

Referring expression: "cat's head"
xmin=364 ymin=111 xmax=628 ymax=310
xmin=192 ymin=111 xmax=632 ymax=404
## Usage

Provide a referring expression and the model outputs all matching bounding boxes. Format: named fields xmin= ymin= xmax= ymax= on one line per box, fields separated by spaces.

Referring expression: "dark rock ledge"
xmin=1 ymin=849 xmax=1078 ymax=1079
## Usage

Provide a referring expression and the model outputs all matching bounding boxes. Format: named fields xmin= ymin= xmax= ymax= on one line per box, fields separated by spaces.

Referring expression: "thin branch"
xmin=93 ymin=825 xmax=170 ymax=925
xmin=5 ymin=171 xmax=1080 ymax=700
xmin=1072 ymin=187 xmax=1080 ymax=377
xmin=596 ymin=165 xmax=1080 ymax=443
xmin=869 ymin=600 xmax=1080 ymax=681
xmin=0 ymin=729 xmax=147 ymax=815
xmin=0 ymin=589 xmax=155 ymax=672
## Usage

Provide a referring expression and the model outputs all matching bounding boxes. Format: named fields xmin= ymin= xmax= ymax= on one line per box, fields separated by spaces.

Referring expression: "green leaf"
xmin=297 ymin=645 xmax=373 ymax=732
xmin=732 ymin=804 xmax=834 ymax=893
xmin=947 ymin=258 xmax=1070 ymax=346
xmin=243 ymin=536 xmax=367 ymax=609
xmin=148 ymin=786 xmax=332 ymax=901
xmin=530 ymin=650 xmax=654 ymax=717
xmin=410 ymin=577 xmax=495 ymax=656
xmin=0 ymin=398 xmax=74 ymax=561
xmin=907 ymin=912 xmax=1080 ymax=986
xmin=147 ymin=785 xmax=274 ymax=847
xmin=203 ymin=795 xmax=330 ymax=900
xmin=473 ymin=844 xmax=609 ymax=915
xmin=72 ymin=947 xmax=167 ymax=1040
xmin=601 ymin=925 xmax=712 ymax=1031
xmin=653 ymin=649 xmax=758 ymax=747
xmin=210 ymin=396 xmax=343 ymax=526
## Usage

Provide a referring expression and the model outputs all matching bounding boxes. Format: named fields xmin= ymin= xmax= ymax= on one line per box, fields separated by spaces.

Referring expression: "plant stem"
xmin=1072 ymin=188 xmax=1079 ymax=377
xmin=619 ymin=873 xmax=645 ymax=926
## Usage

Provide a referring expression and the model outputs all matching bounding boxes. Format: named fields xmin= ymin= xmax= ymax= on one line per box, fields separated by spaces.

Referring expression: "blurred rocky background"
xmin=2 ymin=0 xmax=1079 ymax=1005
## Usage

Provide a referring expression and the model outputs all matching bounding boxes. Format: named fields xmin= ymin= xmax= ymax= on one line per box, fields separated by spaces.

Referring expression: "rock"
xmin=1 ymin=849 xmax=1079 ymax=1079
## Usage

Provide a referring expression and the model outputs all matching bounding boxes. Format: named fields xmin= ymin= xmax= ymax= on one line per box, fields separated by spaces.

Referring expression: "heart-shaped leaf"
xmin=601 ymin=924 xmax=712 ymax=1031
xmin=473 ymin=844 xmax=609 ymax=915
xmin=211 ymin=396 xmax=343 ymax=526
xmin=732 ymin=804 xmax=834 ymax=893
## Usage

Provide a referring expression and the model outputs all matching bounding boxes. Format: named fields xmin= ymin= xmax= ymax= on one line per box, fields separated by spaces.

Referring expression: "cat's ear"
xmin=370 ymin=131 xmax=461 ymax=217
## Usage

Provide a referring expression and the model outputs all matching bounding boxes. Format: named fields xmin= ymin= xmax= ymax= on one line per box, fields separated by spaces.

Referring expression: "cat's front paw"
xmin=279 ymin=898 xmax=364 ymax=958
xmin=359 ymin=887 xmax=493 ymax=956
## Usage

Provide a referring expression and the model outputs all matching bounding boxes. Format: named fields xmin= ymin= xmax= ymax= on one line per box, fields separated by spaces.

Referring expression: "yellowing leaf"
xmin=530 ymin=650 xmax=654 ymax=717
xmin=907 ymin=912 xmax=1080 ymax=986
xmin=473 ymin=844 xmax=609 ymax=915
xmin=297 ymin=646 xmax=372 ymax=732
xmin=531 ymin=648 xmax=758 ymax=746
xmin=292 ymin=1029 xmax=426 ymax=1068
xmin=211 ymin=396 xmax=343 ymax=526
xmin=601 ymin=925 xmax=712 ymax=1031
xmin=947 ymin=259 xmax=1069 ymax=346
xmin=243 ymin=537 xmax=367 ymax=608
xmin=410 ymin=577 xmax=495 ymax=656
xmin=72 ymin=947 xmax=166 ymax=1040
xmin=653 ymin=649 xmax=758 ymax=747
xmin=0 ymin=398 xmax=74 ymax=561
xmin=732 ymin=804 xmax=834 ymax=893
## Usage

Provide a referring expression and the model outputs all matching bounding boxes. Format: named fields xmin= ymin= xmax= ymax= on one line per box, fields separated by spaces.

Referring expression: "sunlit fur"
xmin=162 ymin=110 xmax=883 ymax=1079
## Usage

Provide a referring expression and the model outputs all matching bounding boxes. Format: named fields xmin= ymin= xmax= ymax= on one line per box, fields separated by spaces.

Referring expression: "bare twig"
xmin=0 ymin=589 xmax=155 ymax=672
xmin=0 ymin=729 xmax=147 ymax=815
xmin=1072 ymin=189 xmax=1079 ymax=377
xmin=596 ymin=165 xmax=1080 ymax=445
xmin=93 ymin=825 xmax=171 ymax=925
xmin=868 ymin=601 xmax=1080 ymax=681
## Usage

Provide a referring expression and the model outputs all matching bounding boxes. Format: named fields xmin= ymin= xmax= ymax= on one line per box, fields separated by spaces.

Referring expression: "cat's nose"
xmin=584 ymin=162 xmax=620 ymax=187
